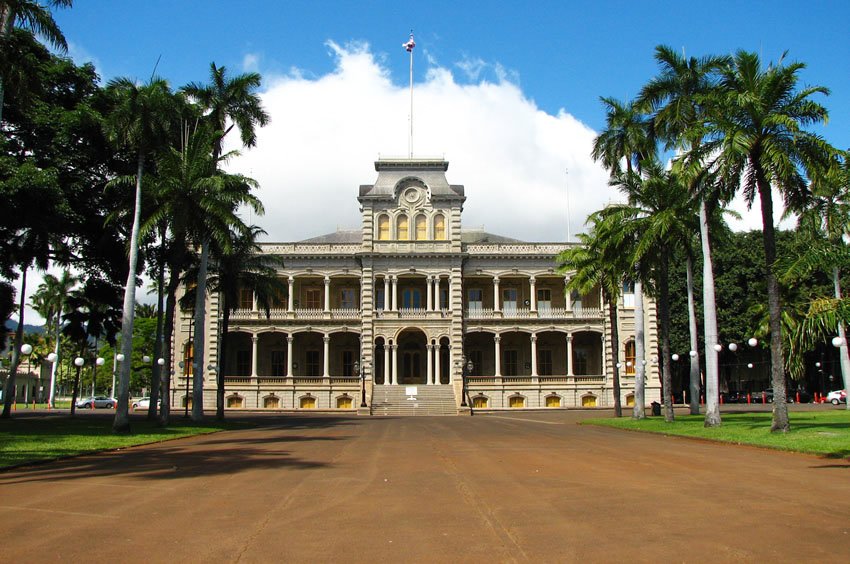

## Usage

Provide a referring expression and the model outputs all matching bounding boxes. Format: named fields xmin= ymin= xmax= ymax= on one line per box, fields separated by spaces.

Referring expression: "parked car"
xmin=826 ymin=389 xmax=847 ymax=405
xmin=76 ymin=396 xmax=116 ymax=409
xmin=132 ymin=397 xmax=161 ymax=410
xmin=721 ymin=391 xmax=747 ymax=404
xmin=750 ymin=389 xmax=810 ymax=403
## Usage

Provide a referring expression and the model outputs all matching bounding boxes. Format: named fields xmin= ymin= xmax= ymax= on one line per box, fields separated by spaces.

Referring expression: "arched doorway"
xmin=396 ymin=329 xmax=427 ymax=385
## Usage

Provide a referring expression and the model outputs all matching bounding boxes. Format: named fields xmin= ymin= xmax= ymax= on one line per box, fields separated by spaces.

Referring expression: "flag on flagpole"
xmin=403 ymin=33 xmax=415 ymax=52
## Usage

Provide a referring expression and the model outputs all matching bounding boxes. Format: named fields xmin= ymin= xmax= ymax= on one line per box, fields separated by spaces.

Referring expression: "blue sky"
xmin=56 ymin=0 xmax=850 ymax=148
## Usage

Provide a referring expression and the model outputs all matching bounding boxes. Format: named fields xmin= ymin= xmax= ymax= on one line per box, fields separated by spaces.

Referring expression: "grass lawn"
xmin=0 ymin=416 xmax=247 ymax=469
xmin=584 ymin=410 xmax=850 ymax=459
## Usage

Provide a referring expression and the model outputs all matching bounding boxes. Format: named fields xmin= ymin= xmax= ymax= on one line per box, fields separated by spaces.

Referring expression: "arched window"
xmin=264 ymin=396 xmax=280 ymax=409
xmin=227 ymin=395 xmax=244 ymax=408
xmin=472 ymin=395 xmax=488 ymax=408
xmin=300 ymin=396 xmax=316 ymax=409
xmin=624 ymin=340 xmax=636 ymax=375
xmin=337 ymin=395 xmax=353 ymax=409
xmin=415 ymin=215 xmax=427 ymax=240
xmin=182 ymin=343 xmax=194 ymax=377
xmin=581 ymin=394 xmax=598 ymax=407
xmin=509 ymin=395 xmax=525 ymax=408
xmin=377 ymin=215 xmax=390 ymax=240
xmin=433 ymin=214 xmax=446 ymax=239
xmin=397 ymin=215 xmax=409 ymax=240
xmin=545 ymin=395 xmax=561 ymax=407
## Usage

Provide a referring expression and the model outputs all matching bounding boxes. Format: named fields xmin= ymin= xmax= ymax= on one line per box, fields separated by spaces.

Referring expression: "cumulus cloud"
xmin=226 ymin=41 xmax=612 ymax=243
xmin=241 ymin=53 xmax=260 ymax=72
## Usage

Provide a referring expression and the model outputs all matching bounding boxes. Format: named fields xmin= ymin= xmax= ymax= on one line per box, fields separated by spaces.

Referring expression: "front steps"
xmin=370 ymin=385 xmax=459 ymax=416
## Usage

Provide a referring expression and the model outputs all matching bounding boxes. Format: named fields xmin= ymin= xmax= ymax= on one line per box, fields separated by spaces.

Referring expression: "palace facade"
xmin=172 ymin=158 xmax=660 ymax=414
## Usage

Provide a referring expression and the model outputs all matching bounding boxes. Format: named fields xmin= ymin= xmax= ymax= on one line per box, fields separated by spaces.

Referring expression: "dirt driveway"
xmin=1 ymin=410 xmax=848 ymax=563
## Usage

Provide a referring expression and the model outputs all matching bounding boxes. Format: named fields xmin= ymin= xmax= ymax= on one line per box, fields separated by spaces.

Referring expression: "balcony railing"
xmin=464 ymin=307 xmax=603 ymax=320
xmin=229 ymin=308 xmax=362 ymax=321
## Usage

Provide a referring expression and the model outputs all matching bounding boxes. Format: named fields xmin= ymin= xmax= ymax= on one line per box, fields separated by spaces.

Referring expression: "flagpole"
xmin=403 ymin=32 xmax=415 ymax=158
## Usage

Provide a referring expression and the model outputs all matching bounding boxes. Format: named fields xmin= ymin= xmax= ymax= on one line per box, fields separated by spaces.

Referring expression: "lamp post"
xmin=355 ymin=360 xmax=367 ymax=408
xmin=93 ymin=357 xmax=105 ymax=398
xmin=831 ymin=336 xmax=848 ymax=410
xmin=112 ymin=353 xmax=124 ymax=399
xmin=46 ymin=352 xmax=57 ymax=409
xmin=19 ymin=344 xmax=33 ymax=406
xmin=462 ymin=358 xmax=473 ymax=408
xmin=72 ymin=357 xmax=84 ymax=416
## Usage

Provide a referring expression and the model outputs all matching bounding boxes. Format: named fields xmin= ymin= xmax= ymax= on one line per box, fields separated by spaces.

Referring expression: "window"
xmin=376 ymin=287 xmax=385 ymax=310
xmin=182 ymin=343 xmax=194 ymax=376
xmin=402 ymin=288 xmax=421 ymax=308
xmin=509 ymin=396 xmax=525 ymax=408
xmin=377 ymin=215 xmax=390 ymax=240
xmin=469 ymin=350 xmax=483 ymax=375
xmin=581 ymin=395 xmax=597 ymax=407
xmin=538 ymin=349 xmax=553 ymax=376
xmin=546 ymin=395 xmax=561 ymax=408
xmin=504 ymin=350 xmax=518 ymax=376
xmin=624 ymin=341 xmax=636 ymax=375
xmin=340 ymin=288 xmax=356 ymax=309
xmin=623 ymin=281 xmax=635 ymax=308
xmin=472 ymin=396 xmax=488 ymax=408
xmin=570 ymin=290 xmax=582 ymax=310
xmin=434 ymin=214 xmax=446 ymax=239
xmin=397 ymin=215 xmax=409 ymax=240
xmin=306 ymin=350 xmax=321 ymax=376
xmin=337 ymin=396 xmax=353 ymax=409
xmin=342 ymin=350 xmax=355 ymax=377
xmin=270 ymin=286 xmax=287 ymax=309
xmin=415 ymin=215 xmax=427 ymax=240
xmin=537 ymin=288 xmax=552 ymax=311
xmin=625 ymin=394 xmax=635 ymax=407
xmin=574 ymin=348 xmax=588 ymax=375
xmin=264 ymin=396 xmax=280 ymax=408
xmin=227 ymin=395 xmax=244 ymax=408
xmin=236 ymin=350 xmax=251 ymax=376
xmin=440 ymin=287 xmax=449 ymax=310
xmin=239 ymin=287 xmax=253 ymax=309
xmin=468 ymin=288 xmax=483 ymax=310
xmin=305 ymin=287 xmax=322 ymax=309
xmin=300 ymin=396 xmax=316 ymax=409
xmin=502 ymin=288 xmax=517 ymax=312
xmin=271 ymin=350 xmax=286 ymax=376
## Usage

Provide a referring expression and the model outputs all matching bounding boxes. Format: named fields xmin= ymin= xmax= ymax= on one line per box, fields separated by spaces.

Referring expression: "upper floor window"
xmin=397 ymin=215 xmax=409 ymax=240
xmin=239 ymin=287 xmax=253 ymax=309
xmin=304 ymin=287 xmax=322 ymax=309
xmin=468 ymin=288 xmax=483 ymax=310
xmin=402 ymin=288 xmax=421 ymax=308
xmin=623 ymin=281 xmax=635 ymax=308
xmin=339 ymin=288 xmax=356 ymax=309
xmin=377 ymin=215 xmax=390 ymax=240
xmin=434 ymin=214 xmax=446 ymax=239
xmin=415 ymin=214 xmax=427 ymax=240
xmin=624 ymin=340 xmax=636 ymax=375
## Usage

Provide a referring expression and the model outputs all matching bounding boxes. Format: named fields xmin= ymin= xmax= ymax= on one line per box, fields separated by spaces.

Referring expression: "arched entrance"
xmin=396 ymin=329 xmax=427 ymax=385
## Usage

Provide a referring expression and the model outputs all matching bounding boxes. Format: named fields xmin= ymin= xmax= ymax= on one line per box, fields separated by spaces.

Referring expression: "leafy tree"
xmin=30 ymin=270 xmax=77 ymax=406
xmin=701 ymin=51 xmax=832 ymax=432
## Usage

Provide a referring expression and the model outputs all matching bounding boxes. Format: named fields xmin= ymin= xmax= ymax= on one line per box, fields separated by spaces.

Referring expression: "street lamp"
xmin=73 ymin=357 xmax=84 ymax=413
xmin=748 ymin=337 xmax=758 ymax=348
xmin=93 ymin=357 xmax=104 ymax=397
xmin=111 ymin=353 xmax=124 ymax=399
xmin=46 ymin=352 xmax=58 ymax=409
xmin=355 ymin=360 xmax=367 ymax=408
xmin=19 ymin=344 xmax=33 ymax=405
xmin=671 ymin=353 xmax=680 ymax=362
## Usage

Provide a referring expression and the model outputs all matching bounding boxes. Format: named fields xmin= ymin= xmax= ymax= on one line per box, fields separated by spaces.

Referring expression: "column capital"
xmin=494 ymin=335 xmax=501 ymax=343
xmin=251 ymin=335 xmax=259 ymax=343
xmin=288 ymin=275 xmax=295 ymax=282
xmin=493 ymin=276 xmax=500 ymax=284
xmin=323 ymin=336 xmax=331 ymax=343
xmin=287 ymin=335 xmax=294 ymax=343
xmin=529 ymin=276 xmax=536 ymax=285
xmin=324 ymin=276 xmax=331 ymax=284
xmin=530 ymin=334 xmax=537 ymax=342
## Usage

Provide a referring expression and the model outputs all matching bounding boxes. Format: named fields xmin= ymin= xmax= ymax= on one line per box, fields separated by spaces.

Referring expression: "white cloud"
xmin=226 ymin=41 xmax=613 ymax=243
xmin=241 ymin=52 xmax=260 ymax=72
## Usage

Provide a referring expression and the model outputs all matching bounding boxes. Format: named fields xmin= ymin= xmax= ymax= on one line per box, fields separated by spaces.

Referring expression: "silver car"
xmin=76 ymin=396 xmax=116 ymax=409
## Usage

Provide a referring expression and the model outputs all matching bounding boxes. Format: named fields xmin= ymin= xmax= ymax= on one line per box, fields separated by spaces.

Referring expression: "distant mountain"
xmin=4 ymin=320 xmax=46 ymax=335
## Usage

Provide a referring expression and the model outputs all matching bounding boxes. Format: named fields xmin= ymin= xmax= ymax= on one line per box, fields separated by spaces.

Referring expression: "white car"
xmin=132 ymin=397 xmax=158 ymax=409
xmin=826 ymin=390 xmax=847 ymax=405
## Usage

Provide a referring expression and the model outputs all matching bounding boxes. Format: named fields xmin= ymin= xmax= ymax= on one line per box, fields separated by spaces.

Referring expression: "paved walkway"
xmin=1 ymin=410 xmax=848 ymax=563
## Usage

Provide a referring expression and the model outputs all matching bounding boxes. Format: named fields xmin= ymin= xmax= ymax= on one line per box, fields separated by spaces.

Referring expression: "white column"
xmin=448 ymin=278 xmax=453 ymax=312
xmin=323 ymin=336 xmax=330 ymax=378
xmin=391 ymin=344 xmax=398 ymax=385
xmin=600 ymin=334 xmax=606 ymax=377
xmin=383 ymin=277 xmax=390 ymax=310
xmin=565 ymin=276 xmax=572 ymax=311
xmin=426 ymin=344 xmax=434 ymax=384
xmin=529 ymin=277 xmax=537 ymax=312
xmin=383 ymin=341 xmax=390 ymax=384
xmin=493 ymin=277 xmax=501 ymax=312
xmin=435 ymin=343 xmax=442 ymax=384
xmin=391 ymin=276 xmax=398 ymax=311
xmin=530 ymin=334 xmax=538 ymax=377
xmin=287 ymin=277 xmax=295 ymax=313
xmin=287 ymin=336 xmax=294 ymax=377
xmin=494 ymin=335 xmax=502 ymax=377
xmin=252 ymin=292 xmax=258 ymax=312
xmin=426 ymin=276 xmax=433 ymax=312
xmin=566 ymin=334 xmax=573 ymax=376
xmin=323 ymin=276 xmax=331 ymax=313
xmin=251 ymin=335 xmax=259 ymax=378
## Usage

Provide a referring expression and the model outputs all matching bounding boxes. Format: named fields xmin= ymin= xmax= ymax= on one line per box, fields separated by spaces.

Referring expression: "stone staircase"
xmin=370 ymin=385 xmax=459 ymax=416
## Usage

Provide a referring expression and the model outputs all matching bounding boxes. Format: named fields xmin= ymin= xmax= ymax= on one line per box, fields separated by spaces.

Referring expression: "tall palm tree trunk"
xmin=608 ymin=298 xmax=622 ymax=417
xmin=700 ymin=200 xmax=721 ymax=427
xmin=632 ymin=276 xmax=646 ymax=419
xmin=148 ymin=248 xmax=165 ymax=421
xmin=686 ymin=254 xmax=701 ymax=414
xmin=756 ymin=173 xmax=789 ymax=432
xmin=113 ymin=152 xmax=145 ymax=433
xmin=1 ymin=267 xmax=27 ymax=418
xmin=158 ymin=261 xmax=182 ymax=427
xmin=833 ymin=267 xmax=850 ymax=410
xmin=659 ymin=249 xmax=674 ymax=422
xmin=48 ymin=303 xmax=62 ymax=408
xmin=191 ymin=238 xmax=210 ymax=421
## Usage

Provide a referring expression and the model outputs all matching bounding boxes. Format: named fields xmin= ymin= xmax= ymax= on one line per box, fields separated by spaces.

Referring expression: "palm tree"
xmin=701 ymin=51 xmax=832 ymax=432
xmin=180 ymin=63 xmax=269 ymax=421
xmin=193 ymin=225 xmax=285 ymax=420
xmin=559 ymin=213 xmax=630 ymax=417
xmin=30 ymin=270 xmax=77 ymax=407
xmin=785 ymin=151 xmax=850 ymax=409
xmin=0 ymin=0 xmax=72 ymax=123
xmin=105 ymin=76 xmax=176 ymax=433
xmin=638 ymin=45 xmax=730 ymax=426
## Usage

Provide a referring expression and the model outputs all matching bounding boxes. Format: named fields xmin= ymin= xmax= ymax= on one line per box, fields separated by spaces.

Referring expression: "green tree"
xmin=105 ymin=76 xmax=177 ymax=433
xmin=701 ymin=51 xmax=832 ymax=432
xmin=30 ymin=270 xmax=77 ymax=406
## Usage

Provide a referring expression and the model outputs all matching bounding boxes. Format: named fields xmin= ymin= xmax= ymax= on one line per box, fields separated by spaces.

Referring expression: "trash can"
xmin=650 ymin=401 xmax=661 ymax=416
